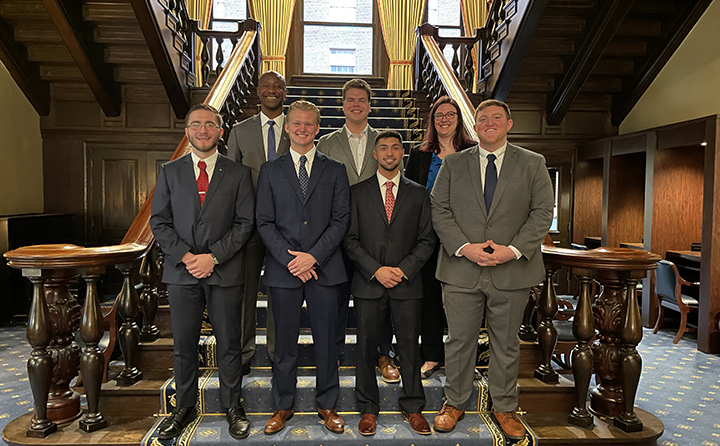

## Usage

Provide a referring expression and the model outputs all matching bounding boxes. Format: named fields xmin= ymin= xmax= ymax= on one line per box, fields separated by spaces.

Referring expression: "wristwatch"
xmin=210 ymin=253 xmax=219 ymax=265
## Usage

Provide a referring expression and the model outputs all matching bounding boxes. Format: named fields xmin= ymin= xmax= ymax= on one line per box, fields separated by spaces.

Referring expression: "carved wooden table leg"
xmin=79 ymin=267 xmax=108 ymax=432
xmin=24 ymin=272 xmax=57 ymax=438
xmin=139 ymin=254 xmax=160 ymax=342
xmin=44 ymin=270 xmax=82 ymax=424
xmin=614 ymin=276 xmax=644 ymax=432
xmin=568 ymin=271 xmax=595 ymax=428
xmin=116 ymin=263 xmax=142 ymax=386
xmin=535 ymin=266 xmax=559 ymax=383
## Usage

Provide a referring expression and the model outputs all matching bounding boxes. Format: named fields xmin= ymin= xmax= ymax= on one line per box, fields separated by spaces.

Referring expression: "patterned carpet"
xmin=0 ymin=324 xmax=718 ymax=445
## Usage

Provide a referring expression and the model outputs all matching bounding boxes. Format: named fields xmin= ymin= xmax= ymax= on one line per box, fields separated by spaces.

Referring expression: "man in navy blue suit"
xmin=256 ymin=100 xmax=350 ymax=435
xmin=150 ymin=104 xmax=255 ymax=440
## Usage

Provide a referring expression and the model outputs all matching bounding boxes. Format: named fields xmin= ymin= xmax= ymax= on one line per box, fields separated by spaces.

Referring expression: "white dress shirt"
xmin=344 ymin=124 xmax=369 ymax=173
xmin=260 ymin=112 xmax=284 ymax=160
xmin=190 ymin=150 xmax=219 ymax=183
xmin=289 ymin=146 xmax=316 ymax=177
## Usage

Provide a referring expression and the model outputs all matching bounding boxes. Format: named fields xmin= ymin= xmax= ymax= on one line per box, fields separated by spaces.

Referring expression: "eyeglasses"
xmin=186 ymin=122 xmax=220 ymax=130
xmin=434 ymin=111 xmax=457 ymax=121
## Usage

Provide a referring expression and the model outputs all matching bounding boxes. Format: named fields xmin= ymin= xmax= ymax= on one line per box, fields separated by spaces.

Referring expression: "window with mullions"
xmin=303 ymin=0 xmax=374 ymax=75
xmin=209 ymin=0 xmax=248 ymax=70
xmin=425 ymin=0 xmax=464 ymax=64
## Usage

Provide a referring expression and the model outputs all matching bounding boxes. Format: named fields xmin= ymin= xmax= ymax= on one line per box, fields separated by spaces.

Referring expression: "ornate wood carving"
xmin=139 ymin=250 xmax=160 ymax=342
xmin=534 ymin=266 xmax=559 ymax=383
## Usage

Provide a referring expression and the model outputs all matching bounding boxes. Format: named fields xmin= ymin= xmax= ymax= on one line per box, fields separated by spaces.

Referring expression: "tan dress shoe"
xmin=264 ymin=410 xmax=293 ymax=435
xmin=403 ymin=412 xmax=431 ymax=435
xmin=317 ymin=408 xmax=344 ymax=433
xmin=378 ymin=355 xmax=400 ymax=383
xmin=433 ymin=402 xmax=465 ymax=433
xmin=358 ymin=413 xmax=377 ymax=436
xmin=493 ymin=411 xmax=526 ymax=440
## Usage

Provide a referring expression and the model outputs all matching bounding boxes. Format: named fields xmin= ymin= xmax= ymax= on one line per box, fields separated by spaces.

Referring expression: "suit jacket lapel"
xmin=201 ymin=155 xmax=226 ymax=211
xmin=488 ymin=144 xmax=518 ymax=218
xmin=367 ymin=178 xmax=388 ymax=226
xmin=389 ymin=177 xmax=410 ymax=225
xmin=336 ymin=132 xmax=356 ymax=174
xmin=277 ymin=127 xmax=290 ymax=156
xmin=181 ymin=155 xmax=202 ymax=214
xmin=358 ymin=127 xmax=377 ymax=178
xmin=304 ymin=152 xmax=326 ymax=203
xmin=252 ymin=115 xmax=266 ymax=161
xmin=279 ymin=153 xmax=305 ymax=204
xmin=466 ymin=147 xmax=488 ymax=217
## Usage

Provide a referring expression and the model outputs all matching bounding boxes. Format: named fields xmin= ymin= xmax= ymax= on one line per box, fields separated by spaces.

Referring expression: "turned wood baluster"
xmin=200 ymin=36 xmax=211 ymax=87
xmin=614 ymin=276 xmax=644 ymax=432
xmin=156 ymin=246 xmax=169 ymax=304
xmin=518 ymin=288 xmax=538 ymax=342
xmin=115 ymin=263 xmax=143 ymax=386
xmin=568 ymin=271 xmax=595 ymax=428
xmin=139 ymin=253 xmax=160 ymax=342
xmin=24 ymin=272 xmax=57 ymax=438
xmin=78 ymin=267 xmax=108 ymax=432
xmin=535 ymin=265 xmax=559 ymax=383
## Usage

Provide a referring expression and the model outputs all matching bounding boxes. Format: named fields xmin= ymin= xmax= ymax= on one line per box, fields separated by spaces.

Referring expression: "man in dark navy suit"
xmin=255 ymin=100 xmax=350 ymax=435
xmin=150 ymin=104 xmax=255 ymax=440
xmin=344 ymin=130 xmax=435 ymax=436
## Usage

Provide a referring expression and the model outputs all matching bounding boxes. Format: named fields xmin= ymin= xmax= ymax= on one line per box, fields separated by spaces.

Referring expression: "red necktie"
xmin=385 ymin=181 xmax=395 ymax=223
xmin=197 ymin=160 xmax=208 ymax=206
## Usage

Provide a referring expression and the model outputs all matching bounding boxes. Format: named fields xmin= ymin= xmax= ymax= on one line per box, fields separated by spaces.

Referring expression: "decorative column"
xmin=568 ymin=271 xmax=595 ymax=428
xmin=115 ymin=263 xmax=143 ymax=386
xmin=139 ymin=253 xmax=160 ymax=342
xmin=79 ymin=267 xmax=108 ymax=432
xmin=534 ymin=265 xmax=559 ymax=383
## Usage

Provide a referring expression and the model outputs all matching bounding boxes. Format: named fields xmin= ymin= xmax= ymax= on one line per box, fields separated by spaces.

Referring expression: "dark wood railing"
xmin=3 ymin=18 xmax=261 ymax=438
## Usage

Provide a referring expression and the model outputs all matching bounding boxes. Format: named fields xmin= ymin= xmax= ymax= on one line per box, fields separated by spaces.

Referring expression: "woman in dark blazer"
xmin=405 ymin=96 xmax=476 ymax=378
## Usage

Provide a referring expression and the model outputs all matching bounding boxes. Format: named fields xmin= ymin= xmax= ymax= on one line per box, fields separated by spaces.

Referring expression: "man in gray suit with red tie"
xmin=343 ymin=130 xmax=435 ymax=436
xmin=226 ymin=70 xmax=291 ymax=372
xmin=431 ymin=100 xmax=554 ymax=440
xmin=150 ymin=104 xmax=255 ymax=440
xmin=256 ymin=100 xmax=350 ymax=435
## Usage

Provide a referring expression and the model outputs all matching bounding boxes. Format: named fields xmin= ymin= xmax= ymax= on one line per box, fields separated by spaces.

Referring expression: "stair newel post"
xmin=614 ymin=274 xmax=644 ymax=432
xmin=568 ymin=270 xmax=595 ymax=428
xmin=24 ymin=271 xmax=57 ymax=438
xmin=139 ymin=253 xmax=160 ymax=342
xmin=156 ymin=246 xmax=169 ymax=304
xmin=115 ymin=262 xmax=143 ymax=386
xmin=534 ymin=264 xmax=559 ymax=383
xmin=518 ymin=287 xmax=538 ymax=342
xmin=78 ymin=266 xmax=108 ymax=432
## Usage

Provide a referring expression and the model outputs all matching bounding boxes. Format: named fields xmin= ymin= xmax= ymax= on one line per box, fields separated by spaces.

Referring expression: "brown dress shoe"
xmin=317 ymin=408 xmax=344 ymax=434
xmin=403 ymin=412 xmax=431 ymax=435
xmin=358 ymin=414 xmax=377 ymax=436
xmin=264 ymin=410 xmax=293 ymax=435
xmin=493 ymin=411 xmax=526 ymax=440
xmin=433 ymin=403 xmax=465 ymax=433
xmin=378 ymin=356 xmax=400 ymax=383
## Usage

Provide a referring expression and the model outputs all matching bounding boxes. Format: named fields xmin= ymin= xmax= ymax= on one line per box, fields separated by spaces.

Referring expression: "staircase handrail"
xmin=3 ymin=19 xmax=261 ymax=437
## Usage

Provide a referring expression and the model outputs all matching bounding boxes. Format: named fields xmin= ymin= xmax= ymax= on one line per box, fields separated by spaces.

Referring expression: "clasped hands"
xmin=182 ymin=252 xmax=215 ymax=279
xmin=460 ymin=240 xmax=515 ymax=266
xmin=374 ymin=266 xmax=405 ymax=289
xmin=288 ymin=250 xmax=318 ymax=283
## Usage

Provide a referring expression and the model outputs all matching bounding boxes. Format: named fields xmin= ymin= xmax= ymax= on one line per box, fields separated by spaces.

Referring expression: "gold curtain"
xmin=461 ymin=0 xmax=491 ymax=92
xmin=377 ymin=0 xmax=426 ymax=90
xmin=248 ymin=0 xmax=296 ymax=77
xmin=187 ymin=0 xmax=213 ymax=87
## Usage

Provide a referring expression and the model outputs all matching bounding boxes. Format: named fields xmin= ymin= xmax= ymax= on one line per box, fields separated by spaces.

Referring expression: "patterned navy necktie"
xmin=299 ymin=155 xmax=309 ymax=197
xmin=484 ymin=154 xmax=497 ymax=211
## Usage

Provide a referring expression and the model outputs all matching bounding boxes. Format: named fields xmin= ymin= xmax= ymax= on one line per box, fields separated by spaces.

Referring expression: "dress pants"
xmin=270 ymin=282 xmax=340 ymax=410
xmin=441 ymin=271 xmax=528 ymax=412
xmin=355 ymin=294 xmax=425 ymax=415
xmin=168 ymin=282 xmax=244 ymax=409
xmin=240 ymin=229 xmax=275 ymax=366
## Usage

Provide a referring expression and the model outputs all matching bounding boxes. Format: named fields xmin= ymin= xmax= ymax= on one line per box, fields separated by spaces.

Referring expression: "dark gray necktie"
xmin=267 ymin=121 xmax=276 ymax=160
xmin=484 ymin=153 xmax=497 ymax=211
xmin=299 ymin=155 xmax=308 ymax=197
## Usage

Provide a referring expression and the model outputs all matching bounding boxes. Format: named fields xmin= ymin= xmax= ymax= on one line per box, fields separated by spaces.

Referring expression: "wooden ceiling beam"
xmin=546 ymin=0 xmax=633 ymax=126
xmin=0 ymin=17 xmax=50 ymax=115
xmin=42 ymin=0 xmax=121 ymax=117
xmin=611 ymin=0 xmax=713 ymax=126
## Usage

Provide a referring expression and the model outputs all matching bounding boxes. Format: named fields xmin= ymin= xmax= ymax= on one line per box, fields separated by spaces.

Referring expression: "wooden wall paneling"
xmin=700 ymin=117 xmax=720 ymax=353
xmin=607 ymin=151 xmax=645 ymax=248
xmin=642 ymin=132 xmax=658 ymax=327
xmin=572 ymin=157 xmax=603 ymax=245
xmin=42 ymin=138 xmax=86 ymax=242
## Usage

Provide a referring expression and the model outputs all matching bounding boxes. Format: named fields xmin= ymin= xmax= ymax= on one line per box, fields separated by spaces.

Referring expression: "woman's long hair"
xmin=419 ymin=96 xmax=476 ymax=154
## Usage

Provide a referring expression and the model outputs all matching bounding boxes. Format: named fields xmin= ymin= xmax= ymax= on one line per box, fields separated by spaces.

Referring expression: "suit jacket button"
xmin=199 ymin=221 xmax=204 ymax=225
xmin=303 ymin=220 xmax=308 ymax=225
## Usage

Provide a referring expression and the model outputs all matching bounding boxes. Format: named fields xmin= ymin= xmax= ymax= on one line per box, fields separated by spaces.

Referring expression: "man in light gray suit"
xmin=226 ymin=70 xmax=291 ymax=371
xmin=431 ymin=100 xmax=554 ymax=440
xmin=316 ymin=79 xmax=398 ymax=380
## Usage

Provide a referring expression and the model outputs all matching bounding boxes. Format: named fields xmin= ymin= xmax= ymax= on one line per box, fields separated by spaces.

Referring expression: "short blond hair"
xmin=474 ymin=99 xmax=511 ymax=121
xmin=287 ymin=100 xmax=321 ymax=125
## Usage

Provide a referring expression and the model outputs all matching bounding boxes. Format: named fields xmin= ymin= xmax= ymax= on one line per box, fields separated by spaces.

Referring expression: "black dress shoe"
xmin=227 ymin=405 xmax=251 ymax=440
xmin=158 ymin=406 xmax=197 ymax=440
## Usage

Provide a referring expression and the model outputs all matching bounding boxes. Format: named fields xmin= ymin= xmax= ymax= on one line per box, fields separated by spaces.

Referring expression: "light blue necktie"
xmin=484 ymin=154 xmax=497 ymax=212
xmin=267 ymin=120 xmax=276 ymax=161
xmin=299 ymin=155 xmax=308 ymax=198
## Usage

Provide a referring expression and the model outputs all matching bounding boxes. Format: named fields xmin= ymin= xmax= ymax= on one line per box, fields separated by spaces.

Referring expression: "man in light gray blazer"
xmin=316 ymin=79 xmax=398 ymax=380
xmin=226 ymin=70 xmax=291 ymax=372
xmin=431 ymin=99 xmax=554 ymax=440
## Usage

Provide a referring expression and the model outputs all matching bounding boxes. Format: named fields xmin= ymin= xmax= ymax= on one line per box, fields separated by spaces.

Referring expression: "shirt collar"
xmin=191 ymin=150 xmax=219 ymax=169
xmin=478 ymin=142 xmax=508 ymax=160
xmin=290 ymin=146 xmax=316 ymax=164
xmin=377 ymin=171 xmax=400 ymax=190
xmin=260 ymin=112 xmax=284 ymax=128
xmin=344 ymin=123 xmax=369 ymax=139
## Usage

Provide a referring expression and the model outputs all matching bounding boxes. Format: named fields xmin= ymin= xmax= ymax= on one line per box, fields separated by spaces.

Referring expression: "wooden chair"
xmin=652 ymin=259 xmax=699 ymax=344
